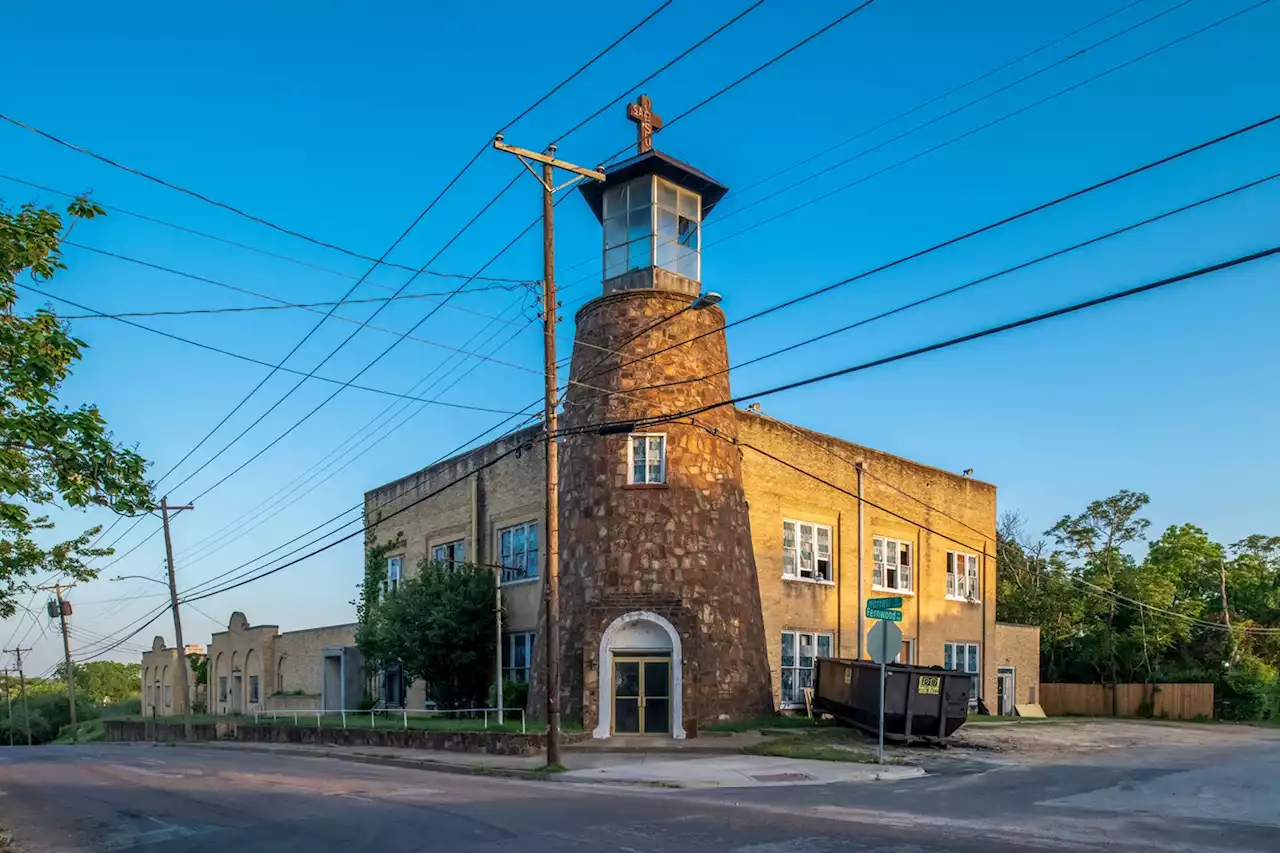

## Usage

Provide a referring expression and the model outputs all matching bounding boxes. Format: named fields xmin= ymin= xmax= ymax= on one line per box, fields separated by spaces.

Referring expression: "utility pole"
xmin=38 ymin=583 xmax=77 ymax=742
xmin=3 ymin=646 xmax=32 ymax=745
xmin=3 ymin=667 xmax=10 ymax=746
xmin=160 ymin=496 xmax=196 ymax=740
xmin=493 ymin=134 xmax=604 ymax=765
xmin=1220 ymin=558 xmax=1235 ymax=674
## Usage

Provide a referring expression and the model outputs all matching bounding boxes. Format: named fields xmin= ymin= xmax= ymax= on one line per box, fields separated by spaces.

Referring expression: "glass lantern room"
xmin=602 ymin=176 xmax=701 ymax=281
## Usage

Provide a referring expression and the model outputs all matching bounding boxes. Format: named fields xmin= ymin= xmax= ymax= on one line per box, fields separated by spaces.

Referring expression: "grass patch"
xmin=540 ymin=763 xmax=569 ymax=773
xmin=53 ymin=719 xmax=104 ymax=744
xmin=703 ymin=714 xmax=833 ymax=733
xmin=744 ymin=729 xmax=879 ymax=763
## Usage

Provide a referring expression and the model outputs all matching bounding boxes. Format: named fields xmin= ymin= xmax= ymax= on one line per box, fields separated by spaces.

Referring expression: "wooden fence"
xmin=1039 ymin=683 xmax=1214 ymax=720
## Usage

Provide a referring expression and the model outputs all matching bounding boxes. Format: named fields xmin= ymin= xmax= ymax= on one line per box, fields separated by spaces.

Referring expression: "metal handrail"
xmin=252 ymin=706 xmax=527 ymax=734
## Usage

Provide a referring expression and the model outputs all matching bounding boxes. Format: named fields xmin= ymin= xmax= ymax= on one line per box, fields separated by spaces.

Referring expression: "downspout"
xmin=981 ymin=542 xmax=989 ymax=710
xmin=856 ymin=462 xmax=865 ymax=660
xmin=836 ymin=511 xmax=843 ymax=657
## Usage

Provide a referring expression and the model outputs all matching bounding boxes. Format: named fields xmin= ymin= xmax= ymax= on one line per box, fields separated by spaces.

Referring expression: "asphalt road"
xmin=0 ymin=741 xmax=1277 ymax=852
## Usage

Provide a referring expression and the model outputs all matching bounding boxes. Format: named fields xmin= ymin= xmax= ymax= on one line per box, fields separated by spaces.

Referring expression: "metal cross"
xmin=627 ymin=94 xmax=663 ymax=154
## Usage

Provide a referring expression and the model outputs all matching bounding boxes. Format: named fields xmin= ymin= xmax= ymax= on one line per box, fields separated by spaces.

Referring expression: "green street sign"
xmin=866 ymin=605 xmax=903 ymax=622
xmin=867 ymin=596 xmax=903 ymax=610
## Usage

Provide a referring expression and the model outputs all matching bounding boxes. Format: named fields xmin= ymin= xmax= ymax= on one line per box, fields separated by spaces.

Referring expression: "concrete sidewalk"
xmin=157 ymin=739 xmax=923 ymax=788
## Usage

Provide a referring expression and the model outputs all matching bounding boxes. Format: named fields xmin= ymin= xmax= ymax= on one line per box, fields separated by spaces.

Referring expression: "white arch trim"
xmin=593 ymin=610 xmax=685 ymax=740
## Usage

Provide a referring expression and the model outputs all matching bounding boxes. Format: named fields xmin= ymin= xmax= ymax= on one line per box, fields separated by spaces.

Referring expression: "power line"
xmin=732 ymin=0 xmax=1156 ymax=196
xmin=713 ymin=0 xmax=1200 ymax=223
xmin=18 ymin=283 xmax=527 ymax=414
xmin=574 ymin=241 xmax=1280 ymax=438
xmin=0 ymin=171 xmax=532 ymax=287
xmin=617 ymin=170 xmax=1280 ymax=396
xmin=582 ymin=108 xmax=1280 ymax=386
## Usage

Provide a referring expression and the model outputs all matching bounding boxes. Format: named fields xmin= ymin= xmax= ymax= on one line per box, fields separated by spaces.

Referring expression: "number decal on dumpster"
xmin=918 ymin=675 xmax=941 ymax=695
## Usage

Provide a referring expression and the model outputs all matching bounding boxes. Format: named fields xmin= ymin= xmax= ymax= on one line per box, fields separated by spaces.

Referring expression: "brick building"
xmin=363 ymin=105 xmax=1040 ymax=736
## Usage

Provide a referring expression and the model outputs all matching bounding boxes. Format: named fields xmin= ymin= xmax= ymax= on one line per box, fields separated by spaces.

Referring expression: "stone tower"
xmin=553 ymin=133 xmax=773 ymax=737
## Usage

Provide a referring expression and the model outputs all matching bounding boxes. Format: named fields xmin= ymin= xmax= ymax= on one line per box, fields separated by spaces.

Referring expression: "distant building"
xmin=361 ymin=99 xmax=1041 ymax=737
xmin=204 ymin=612 xmax=363 ymax=715
xmin=140 ymin=636 xmax=200 ymax=718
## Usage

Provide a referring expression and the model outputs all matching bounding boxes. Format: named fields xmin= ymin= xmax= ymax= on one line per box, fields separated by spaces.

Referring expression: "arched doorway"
xmin=593 ymin=611 xmax=684 ymax=739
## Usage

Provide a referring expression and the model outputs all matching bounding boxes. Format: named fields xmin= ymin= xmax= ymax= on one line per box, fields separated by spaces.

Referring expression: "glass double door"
xmin=612 ymin=657 xmax=671 ymax=735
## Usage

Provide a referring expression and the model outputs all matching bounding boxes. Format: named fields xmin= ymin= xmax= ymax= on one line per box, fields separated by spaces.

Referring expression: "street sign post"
xmin=866 ymin=596 xmax=903 ymax=610
xmin=866 ymin=620 xmax=903 ymax=765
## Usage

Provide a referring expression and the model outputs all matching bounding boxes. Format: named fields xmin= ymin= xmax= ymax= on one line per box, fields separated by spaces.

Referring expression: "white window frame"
xmin=944 ymin=641 xmax=981 ymax=708
xmin=780 ymin=630 xmax=834 ymax=709
xmin=895 ymin=638 xmax=915 ymax=665
xmin=872 ymin=536 xmax=914 ymax=593
xmin=627 ymin=433 xmax=667 ymax=485
xmin=781 ymin=519 xmax=833 ymax=583
xmin=386 ymin=555 xmax=403 ymax=593
xmin=502 ymin=632 xmax=535 ymax=683
xmin=946 ymin=551 xmax=981 ymax=602
xmin=498 ymin=521 xmax=540 ymax=584
xmin=431 ymin=540 xmax=466 ymax=568
xmin=602 ymin=176 xmax=702 ymax=282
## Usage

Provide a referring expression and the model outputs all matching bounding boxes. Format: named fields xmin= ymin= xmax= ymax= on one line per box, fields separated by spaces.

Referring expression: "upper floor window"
xmin=782 ymin=519 xmax=833 ymax=582
xmin=386 ymin=555 xmax=403 ymax=593
xmin=499 ymin=521 xmax=539 ymax=583
xmin=873 ymin=536 xmax=913 ymax=593
xmin=947 ymin=551 xmax=980 ymax=601
xmin=628 ymin=434 xmax=666 ymax=485
xmin=432 ymin=540 xmax=466 ymax=568
xmin=602 ymin=176 xmax=701 ymax=281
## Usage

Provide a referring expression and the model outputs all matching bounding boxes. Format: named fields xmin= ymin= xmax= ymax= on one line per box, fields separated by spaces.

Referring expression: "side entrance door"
xmin=612 ymin=657 xmax=671 ymax=735
xmin=997 ymin=666 xmax=1016 ymax=716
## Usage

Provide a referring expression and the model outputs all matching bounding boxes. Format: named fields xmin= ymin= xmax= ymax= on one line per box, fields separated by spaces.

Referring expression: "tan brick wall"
xmin=993 ymin=622 xmax=1041 ymax=706
xmin=738 ymin=413 xmax=1001 ymax=707
xmin=364 ymin=426 xmax=546 ymax=707
xmin=275 ymin=623 xmax=356 ymax=697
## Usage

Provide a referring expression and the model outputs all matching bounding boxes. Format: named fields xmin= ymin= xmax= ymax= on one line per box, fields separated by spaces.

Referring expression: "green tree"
xmin=1 ymin=195 xmax=154 ymax=617
xmin=52 ymin=661 xmax=142 ymax=704
xmin=188 ymin=652 xmax=209 ymax=686
xmin=356 ymin=556 xmax=497 ymax=709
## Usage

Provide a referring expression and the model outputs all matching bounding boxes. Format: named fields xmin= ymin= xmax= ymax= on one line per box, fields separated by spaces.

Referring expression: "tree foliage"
xmin=998 ymin=493 xmax=1280 ymax=720
xmin=355 ymin=547 xmax=497 ymax=709
xmin=1 ymin=195 xmax=154 ymax=617
xmin=51 ymin=660 xmax=142 ymax=704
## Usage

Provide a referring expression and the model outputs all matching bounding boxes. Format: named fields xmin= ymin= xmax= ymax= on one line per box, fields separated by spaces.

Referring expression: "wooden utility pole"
xmin=160 ymin=497 xmax=196 ymax=740
xmin=1220 ymin=559 xmax=1235 ymax=673
xmin=38 ymin=583 xmax=77 ymax=742
xmin=492 ymin=135 xmax=604 ymax=765
xmin=3 ymin=666 xmax=10 ymax=746
xmin=3 ymin=646 xmax=32 ymax=745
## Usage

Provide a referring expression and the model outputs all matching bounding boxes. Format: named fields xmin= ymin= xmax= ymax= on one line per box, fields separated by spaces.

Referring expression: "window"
xmin=873 ymin=536 xmax=913 ymax=593
xmin=431 ymin=540 xmax=466 ymax=568
xmin=502 ymin=632 xmax=535 ymax=683
xmin=944 ymin=642 xmax=981 ymax=707
xmin=499 ymin=522 xmax=539 ymax=583
xmin=602 ymin=176 xmax=702 ymax=281
xmin=782 ymin=519 xmax=833 ymax=582
xmin=627 ymin=434 xmax=666 ymax=485
xmin=164 ymin=685 xmax=172 ymax=707
xmin=386 ymin=555 xmax=403 ymax=593
xmin=947 ymin=551 xmax=980 ymax=601
xmin=249 ymin=675 xmax=260 ymax=704
xmin=218 ymin=676 xmax=228 ymax=703
xmin=780 ymin=631 xmax=833 ymax=708
xmin=654 ymin=177 xmax=701 ymax=280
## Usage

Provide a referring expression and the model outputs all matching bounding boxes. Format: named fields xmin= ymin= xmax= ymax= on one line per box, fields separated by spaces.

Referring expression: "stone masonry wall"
xmin=549 ymin=289 xmax=774 ymax=732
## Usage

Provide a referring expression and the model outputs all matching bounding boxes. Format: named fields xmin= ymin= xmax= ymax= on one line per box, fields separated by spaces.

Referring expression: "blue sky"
xmin=3 ymin=0 xmax=1278 ymax=673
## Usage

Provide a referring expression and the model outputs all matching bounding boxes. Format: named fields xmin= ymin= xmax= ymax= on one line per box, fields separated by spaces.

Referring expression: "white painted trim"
xmin=593 ymin=611 xmax=685 ymax=740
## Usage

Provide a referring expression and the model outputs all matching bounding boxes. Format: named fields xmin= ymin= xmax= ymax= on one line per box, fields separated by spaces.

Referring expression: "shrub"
xmin=1216 ymin=656 xmax=1279 ymax=722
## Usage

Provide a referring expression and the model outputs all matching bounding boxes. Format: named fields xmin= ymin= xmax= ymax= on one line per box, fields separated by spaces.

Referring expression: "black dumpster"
xmin=813 ymin=658 xmax=972 ymax=743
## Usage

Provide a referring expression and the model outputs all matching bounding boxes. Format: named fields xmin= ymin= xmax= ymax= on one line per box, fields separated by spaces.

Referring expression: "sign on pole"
xmin=866 ymin=621 xmax=903 ymax=666
xmin=866 ymin=596 xmax=903 ymax=610
xmin=866 ymin=619 xmax=903 ymax=765
xmin=865 ymin=605 xmax=903 ymax=622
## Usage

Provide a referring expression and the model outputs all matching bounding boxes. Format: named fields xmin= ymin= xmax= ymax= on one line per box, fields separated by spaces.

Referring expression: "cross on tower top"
xmin=626 ymin=94 xmax=663 ymax=155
